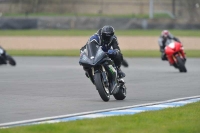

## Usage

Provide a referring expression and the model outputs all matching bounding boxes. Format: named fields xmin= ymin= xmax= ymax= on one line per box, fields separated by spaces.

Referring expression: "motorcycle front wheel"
xmin=176 ymin=56 xmax=187 ymax=73
xmin=94 ymin=72 xmax=110 ymax=102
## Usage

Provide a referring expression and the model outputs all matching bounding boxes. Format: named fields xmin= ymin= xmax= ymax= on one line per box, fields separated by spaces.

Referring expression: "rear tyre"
xmin=113 ymin=84 xmax=126 ymax=100
xmin=176 ymin=56 xmax=187 ymax=73
xmin=7 ymin=55 xmax=16 ymax=66
xmin=94 ymin=72 xmax=110 ymax=102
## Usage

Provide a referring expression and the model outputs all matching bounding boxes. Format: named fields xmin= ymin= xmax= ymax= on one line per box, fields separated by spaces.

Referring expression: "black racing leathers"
xmin=80 ymin=29 xmax=123 ymax=68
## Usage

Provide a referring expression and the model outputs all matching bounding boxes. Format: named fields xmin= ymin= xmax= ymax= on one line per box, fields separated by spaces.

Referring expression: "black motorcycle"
xmin=79 ymin=42 xmax=126 ymax=102
xmin=0 ymin=47 xmax=16 ymax=66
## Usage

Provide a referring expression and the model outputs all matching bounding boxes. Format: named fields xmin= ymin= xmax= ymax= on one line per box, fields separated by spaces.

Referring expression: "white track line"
xmin=0 ymin=95 xmax=200 ymax=128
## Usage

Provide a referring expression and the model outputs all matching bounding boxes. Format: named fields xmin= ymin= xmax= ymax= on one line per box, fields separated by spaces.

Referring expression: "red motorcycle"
xmin=165 ymin=40 xmax=187 ymax=72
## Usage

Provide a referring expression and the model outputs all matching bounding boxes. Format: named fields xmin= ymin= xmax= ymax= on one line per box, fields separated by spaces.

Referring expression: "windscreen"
xmin=165 ymin=39 xmax=173 ymax=46
xmin=86 ymin=42 xmax=99 ymax=58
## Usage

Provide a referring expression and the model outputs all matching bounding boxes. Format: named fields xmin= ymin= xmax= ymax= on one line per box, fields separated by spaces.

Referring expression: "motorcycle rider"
xmin=158 ymin=30 xmax=184 ymax=68
xmin=80 ymin=25 xmax=126 ymax=79
xmin=0 ymin=46 xmax=7 ymax=64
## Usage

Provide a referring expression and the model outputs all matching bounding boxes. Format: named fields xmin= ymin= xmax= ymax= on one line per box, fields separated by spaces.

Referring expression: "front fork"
xmin=104 ymin=64 xmax=118 ymax=94
xmin=92 ymin=60 xmax=118 ymax=94
xmin=173 ymin=52 xmax=186 ymax=64
xmin=89 ymin=65 xmax=109 ymax=86
xmin=86 ymin=67 xmax=95 ymax=84
xmin=93 ymin=65 xmax=113 ymax=88
xmin=100 ymin=65 xmax=109 ymax=87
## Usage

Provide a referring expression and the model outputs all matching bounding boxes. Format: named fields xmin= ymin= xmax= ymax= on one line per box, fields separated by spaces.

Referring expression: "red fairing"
xmin=165 ymin=46 xmax=175 ymax=64
xmin=165 ymin=41 xmax=186 ymax=64
xmin=165 ymin=46 xmax=174 ymax=56
xmin=174 ymin=42 xmax=181 ymax=52
xmin=180 ymin=50 xmax=186 ymax=58
xmin=175 ymin=42 xmax=186 ymax=58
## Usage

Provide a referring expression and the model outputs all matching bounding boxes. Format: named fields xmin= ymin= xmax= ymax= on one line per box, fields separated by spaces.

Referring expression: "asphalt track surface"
xmin=0 ymin=57 xmax=199 ymax=124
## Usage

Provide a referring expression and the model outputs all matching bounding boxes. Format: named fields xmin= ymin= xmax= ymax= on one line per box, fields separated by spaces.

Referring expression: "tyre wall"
xmin=0 ymin=17 xmax=199 ymax=30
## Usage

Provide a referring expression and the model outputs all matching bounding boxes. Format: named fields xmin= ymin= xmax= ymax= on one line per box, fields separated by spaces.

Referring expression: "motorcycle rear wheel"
xmin=94 ymin=72 xmax=110 ymax=102
xmin=113 ymin=84 xmax=126 ymax=100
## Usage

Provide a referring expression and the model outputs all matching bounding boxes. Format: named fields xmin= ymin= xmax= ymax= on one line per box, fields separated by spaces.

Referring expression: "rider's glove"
xmin=108 ymin=49 xmax=117 ymax=55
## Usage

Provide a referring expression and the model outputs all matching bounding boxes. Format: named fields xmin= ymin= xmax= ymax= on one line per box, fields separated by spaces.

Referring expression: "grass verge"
xmin=7 ymin=49 xmax=200 ymax=58
xmin=1 ymin=101 xmax=200 ymax=133
xmin=0 ymin=29 xmax=200 ymax=36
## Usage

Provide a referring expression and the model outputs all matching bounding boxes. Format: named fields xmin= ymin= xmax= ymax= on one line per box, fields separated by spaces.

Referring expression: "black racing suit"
xmin=0 ymin=46 xmax=7 ymax=64
xmin=158 ymin=34 xmax=181 ymax=60
xmin=80 ymin=29 xmax=125 ymax=78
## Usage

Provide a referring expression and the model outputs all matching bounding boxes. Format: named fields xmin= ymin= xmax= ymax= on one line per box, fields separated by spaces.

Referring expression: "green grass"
xmin=7 ymin=50 xmax=79 ymax=57
xmin=1 ymin=101 xmax=200 ymax=133
xmin=7 ymin=50 xmax=200 ymax=57
xmin=0 ymin=29 xmax=200 ymax=36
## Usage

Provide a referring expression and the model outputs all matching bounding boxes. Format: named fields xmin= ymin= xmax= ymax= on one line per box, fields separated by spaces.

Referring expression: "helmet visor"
xmin=162 ymin=30 xmax=169 ymax=38
xmin=102 ymin=32 xmax=114 ymax=44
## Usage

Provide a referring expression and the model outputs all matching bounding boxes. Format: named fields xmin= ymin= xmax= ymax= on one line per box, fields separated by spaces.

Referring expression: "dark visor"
xmin=102 ymin=33 xmax=114 ymax=43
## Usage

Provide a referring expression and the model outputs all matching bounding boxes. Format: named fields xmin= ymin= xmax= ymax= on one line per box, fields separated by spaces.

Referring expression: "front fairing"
xmin=165 ymin=39 xmax=173 ymax=46
xmin=93 ymin=48 xmax=107 ymax=65
xmin=79 ymin=43 xmax=108 ymax=67
xmin=165 ymin=39 xmax=183 ymax=55
xmin=79 ymin=53 xmax=93 ymax=67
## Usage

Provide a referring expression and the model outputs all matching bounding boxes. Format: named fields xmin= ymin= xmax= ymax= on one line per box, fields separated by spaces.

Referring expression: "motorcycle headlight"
xmin=79 ymin=53 xmax=91 ymax=65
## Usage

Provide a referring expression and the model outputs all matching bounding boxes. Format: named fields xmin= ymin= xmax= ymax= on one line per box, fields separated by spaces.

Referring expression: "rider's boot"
xmin=116 ymin=67 xmax=126 ymax=78
xmin=85 ymin=72 xmax=89 ymax=78
xmin=85 ymin=71 xmax=95 ymax=85
xmin=161 ymin=53 xmax=168 ymax=61
xmin=83 ymin=67 xmax=90 ymax=78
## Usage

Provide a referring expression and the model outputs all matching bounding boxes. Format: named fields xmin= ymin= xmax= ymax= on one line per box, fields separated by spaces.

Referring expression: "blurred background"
xmin=0 ymin=0 xmax=200 ymax=30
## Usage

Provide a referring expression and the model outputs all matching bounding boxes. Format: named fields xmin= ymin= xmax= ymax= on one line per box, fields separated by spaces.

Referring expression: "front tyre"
xmin=94 ymin=72 xmax=110 ymax=102
xmin=176 ymin=56 xmax=187 ymax=73
xmin=7 ymin=55 xmax=16 ymax=66
xmin=113 ymin=84 xmax=126 ymax=100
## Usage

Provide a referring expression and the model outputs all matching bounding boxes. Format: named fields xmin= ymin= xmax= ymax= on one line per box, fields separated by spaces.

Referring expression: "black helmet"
xmin=101 ymin=25 xmax=114 ymax=44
